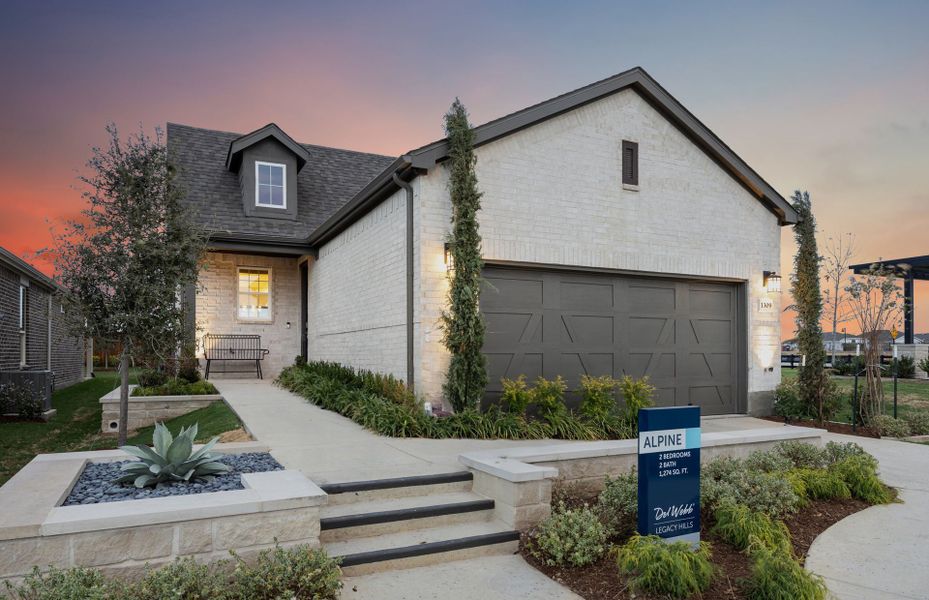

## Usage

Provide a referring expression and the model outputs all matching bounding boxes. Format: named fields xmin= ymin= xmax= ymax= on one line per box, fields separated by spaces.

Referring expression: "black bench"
xmin=203 ymin=334 xmax=269 ymax=379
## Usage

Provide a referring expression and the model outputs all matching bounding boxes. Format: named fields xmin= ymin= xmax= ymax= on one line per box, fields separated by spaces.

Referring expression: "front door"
xmin=300 ymin=261 xmax=308 ymax=359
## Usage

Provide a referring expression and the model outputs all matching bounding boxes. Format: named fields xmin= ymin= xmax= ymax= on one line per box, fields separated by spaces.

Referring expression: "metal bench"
xmin=203 ymin=334 xmax=269 ymax=379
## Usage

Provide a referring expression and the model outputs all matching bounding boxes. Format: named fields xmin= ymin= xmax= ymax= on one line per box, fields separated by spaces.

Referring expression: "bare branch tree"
xmin=845 ymin=264 xmax=903 ymax=423
xmin=822 ymin=232 xmax=856 ymax=366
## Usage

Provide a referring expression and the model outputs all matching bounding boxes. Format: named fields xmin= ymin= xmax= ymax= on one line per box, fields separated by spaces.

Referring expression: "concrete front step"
xmin=327 ymin=520 xmax=520 ymax=576
xmin=320 ymin=492 xmax=495 ymax=542
xmin=321 ymin=471 xmax=474 ymax=506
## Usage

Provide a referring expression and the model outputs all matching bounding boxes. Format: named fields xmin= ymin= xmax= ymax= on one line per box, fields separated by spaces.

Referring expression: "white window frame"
xmin=236 ymin=266 xmax=273 ymax=322
xmin=18 ymin=285 xmax=27 ymax=366
xmin=255 ymin=161 xmax=287 ymax=209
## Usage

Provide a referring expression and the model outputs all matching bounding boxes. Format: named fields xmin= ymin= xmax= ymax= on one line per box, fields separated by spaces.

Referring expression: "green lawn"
xmin=0 ymin=372 xmax=244 ymax=486
xmin=782 ymin=367 xmax=929 ymax=422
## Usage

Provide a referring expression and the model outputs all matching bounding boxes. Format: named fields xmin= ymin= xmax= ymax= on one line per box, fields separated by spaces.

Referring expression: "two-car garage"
xmin=480 ymin=265 xmax=745 ymax=415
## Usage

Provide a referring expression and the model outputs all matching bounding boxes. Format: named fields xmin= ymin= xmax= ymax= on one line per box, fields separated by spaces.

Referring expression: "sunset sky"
xmin=1 ymin=0 xmax=927 ymax=338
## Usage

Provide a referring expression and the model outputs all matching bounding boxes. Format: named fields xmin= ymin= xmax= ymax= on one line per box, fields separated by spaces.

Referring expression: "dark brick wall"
xmin=0 ymin=264 xmax=19 ymax=370
xmin=0 ymin=263 xmax=86 ymax=388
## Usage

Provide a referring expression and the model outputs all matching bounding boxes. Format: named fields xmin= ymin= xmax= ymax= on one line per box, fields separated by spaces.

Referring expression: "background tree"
xmin=53 ymin=124 xmax=206 ymax=444
xmin=440 ymin=99 xmax=487 ymax=412
xmin=822 ymin=232 xmax=856 ymax=366
xmin=789 ymin=191 xmax=831 ymax=421
xmin=845 ymin=264 xmax=903 ymax=423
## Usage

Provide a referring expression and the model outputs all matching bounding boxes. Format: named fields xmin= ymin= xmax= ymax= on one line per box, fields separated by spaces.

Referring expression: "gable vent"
xmin=622 ymin=140 xmax=638 ymax=186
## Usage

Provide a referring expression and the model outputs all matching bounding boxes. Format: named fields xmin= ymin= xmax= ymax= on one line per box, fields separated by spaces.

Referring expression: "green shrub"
xmin=3 ymin=565 xmax=113 ymax=600
xmin=711 ymin=503 xmax=792 ymax=554
xmin=903 ymin=411 xmax=929 ymax=435
xmin=129 ymin=558 xmax=227 ymax=600
xmin=788 ymin=469 xmax=851 ymax=501
xmin=701 ymin=456 xmax=799 ymax=518
xmin=578 ymin=375 xmax=616 ymax=420
xmin=531 ymin=376 xmax=568 ymax=421
xmin=617 ymin=375 xmax=654 ymax=422
xmin=833 ymin=355 xmax=865 ymax=376
xmin=890 ymin=355 xmax=916 ymax=378
xmin=918 ymin=357 xmax=929 ymax=377
xmin=743 ymin=449 xmax=794 ymax=473
xmin=500 ymin=375 xmax=531 ymax=415
xmin=773 ymin=440 xmax=827 ymax=469
xmin=596 ymin=470 xmax=637 ymax=536
xmin=744 ymin=543 xmax=827 ymax=600
xmin=822 ymin=441 xmax=873 ymax=467
xmin=0 ymin=382 xmax=43 ymax=419
xmin=833 ymin=455 xmax=892 ymax=504
xmin=138 ymin=368 xmax=168 ymax=388
xmin=772 ymin=379 xmax=810 ymax=420
xmin=871 ymin=414 xmax=911 ymax=438
xmin=530 ymin=502 xmax=608 ymax=567
xmin=133 ymin=380 xmax=218 ymax=397
xmin=176 ymin=364 xmax=201 ymax=384
xmin=616 ymin=535 xmax=714 ymax=599
xmin=228 ymin=544 xmax=342 ymax=600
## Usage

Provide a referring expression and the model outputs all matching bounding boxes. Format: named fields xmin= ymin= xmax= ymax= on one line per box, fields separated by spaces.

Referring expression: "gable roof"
xmin=168 ymin=123 xmax=395 ymax=242
xmin=0 ymin=246 xmax=57 ymax=292
xmin=308 ymin=66 xmax=797 ymax=247
xmin=225 ymin=123 xmax=312 ymax=172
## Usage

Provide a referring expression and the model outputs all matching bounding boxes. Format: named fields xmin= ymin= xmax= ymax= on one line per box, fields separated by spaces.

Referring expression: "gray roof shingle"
xmin=167 ymin=123 xmax=395 ymax=241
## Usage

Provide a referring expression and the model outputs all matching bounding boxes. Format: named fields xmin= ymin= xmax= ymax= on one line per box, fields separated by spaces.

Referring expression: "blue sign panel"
xmin=637 ymin=406 xmax=701 ymax=545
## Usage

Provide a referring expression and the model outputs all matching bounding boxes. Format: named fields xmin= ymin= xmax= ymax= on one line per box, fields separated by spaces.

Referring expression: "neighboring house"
xmin=170 ymin=67 xmax=798 ymax=416
xmin=0 ymin=246 xmax=91 ymax=388
xmin=783 ymin=331 xmax=923 ymax=354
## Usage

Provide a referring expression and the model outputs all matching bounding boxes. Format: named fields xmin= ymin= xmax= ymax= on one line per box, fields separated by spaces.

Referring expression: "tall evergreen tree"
xmin=790 ymin=190 xmax=830 ymax=421
xmin=440 ymin=99 xmax=487 ymax=412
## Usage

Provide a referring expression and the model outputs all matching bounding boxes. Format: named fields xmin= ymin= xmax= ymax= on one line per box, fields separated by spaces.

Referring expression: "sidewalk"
xmin=806 ymin=433 xmax=929 ymax=600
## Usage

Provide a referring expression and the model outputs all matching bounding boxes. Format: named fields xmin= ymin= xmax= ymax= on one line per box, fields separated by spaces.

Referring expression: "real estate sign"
xmin=637 ymin=406 xmax=701 ymax=545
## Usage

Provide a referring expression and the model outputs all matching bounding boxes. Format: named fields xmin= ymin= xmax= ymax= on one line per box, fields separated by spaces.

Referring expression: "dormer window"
xmin=255 ymin=161 xmax=286 ymax=208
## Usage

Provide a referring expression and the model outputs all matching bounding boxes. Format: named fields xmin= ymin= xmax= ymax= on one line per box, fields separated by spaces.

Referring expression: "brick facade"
xmin=304 ymin=88 xmax=782 ymax=413
xmin=195 ymin=252 xmax=304 ymax=378
xmin=0 ymin=256 xmax=87 ymax=389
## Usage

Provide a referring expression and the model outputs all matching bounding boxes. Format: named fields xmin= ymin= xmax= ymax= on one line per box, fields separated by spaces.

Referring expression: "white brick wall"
xmin=196 ymin=252 xmax=303 ymax=377
xmin=415 ymin=88 xmax=783 ymax=411
xmin=306 ymin=188 xmax=408 ymax=380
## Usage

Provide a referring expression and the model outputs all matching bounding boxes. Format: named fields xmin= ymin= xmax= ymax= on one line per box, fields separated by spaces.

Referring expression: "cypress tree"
xmin=790 ymin=191 xmax=830 ymax=421
xmin=440 ymin=99 xmax=488 ymax=412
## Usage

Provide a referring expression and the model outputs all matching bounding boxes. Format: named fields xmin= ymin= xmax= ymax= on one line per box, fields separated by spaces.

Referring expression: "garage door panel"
xmin=560 ymin=281 xmax=614 ymax=310
xmin=628 ymin=283 xmax=676 ymax=312
xmin=560 ymin=314 xmax=614 ymax=345
xmin=481 ymin=266 xmax=742 ymax=415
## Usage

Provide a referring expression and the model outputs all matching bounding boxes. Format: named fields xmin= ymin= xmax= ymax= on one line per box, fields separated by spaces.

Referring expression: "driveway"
xmin=806 ymin=433 xmax=929 ymax=600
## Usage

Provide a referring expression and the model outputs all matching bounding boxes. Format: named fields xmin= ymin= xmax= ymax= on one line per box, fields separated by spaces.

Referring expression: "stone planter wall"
xmin=99 ymin=384 xmax=223 ymax=433
xmin=460 ymin=426 xmax=823 ymax=530
xmin=0 ymin=442 xmax=326 ymax=584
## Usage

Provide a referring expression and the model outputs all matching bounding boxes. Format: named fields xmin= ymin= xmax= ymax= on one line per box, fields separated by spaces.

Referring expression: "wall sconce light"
xmin=444 ymin=242 xmax=455 ymax=271
xmin=763 ymin=271 xmax=781 ymax=293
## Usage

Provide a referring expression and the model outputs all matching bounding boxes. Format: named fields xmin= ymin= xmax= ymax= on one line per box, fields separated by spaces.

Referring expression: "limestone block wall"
xmin=98 ymin=385 xmax=222 ymax=432
xmin=414 ymin=87 xmax=784 ymax=412
xmin=196 ymin=252 xmax=303 ymax=377
xmin=307 ymin=187 xmax=408 ymax=381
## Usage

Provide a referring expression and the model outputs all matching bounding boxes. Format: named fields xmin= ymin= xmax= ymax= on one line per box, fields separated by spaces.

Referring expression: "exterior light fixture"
xmin=444 ymin=242 xmax=455 ymax=270
xmin=763 ymin=271 xmax=781 ymax=293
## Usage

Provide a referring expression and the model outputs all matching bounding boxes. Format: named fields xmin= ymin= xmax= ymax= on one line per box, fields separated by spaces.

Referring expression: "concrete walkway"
xmin=806 ymin=433 xmax=929 ymax=600
xmin=214 ymin=380 xmax=766 ymax=484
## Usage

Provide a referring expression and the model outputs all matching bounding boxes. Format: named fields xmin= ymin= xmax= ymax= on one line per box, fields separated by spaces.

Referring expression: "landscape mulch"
xmin=759 ymin=416 xmax=880 ymax=438
xmin=520 ymin=498 xmax=869 ymax=600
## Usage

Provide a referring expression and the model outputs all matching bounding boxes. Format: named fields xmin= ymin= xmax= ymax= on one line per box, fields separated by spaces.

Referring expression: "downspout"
xmin=47 ymin=296 xmax=52 ymax=371
xmin=392 ymin=172 xmax=415 ymax=392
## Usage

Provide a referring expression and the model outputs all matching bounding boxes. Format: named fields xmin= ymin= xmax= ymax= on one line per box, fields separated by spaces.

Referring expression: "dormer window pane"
xmin=255 ymin=162 xmax=286 ymax=208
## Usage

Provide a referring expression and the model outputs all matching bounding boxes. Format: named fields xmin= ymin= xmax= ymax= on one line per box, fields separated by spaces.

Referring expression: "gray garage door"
xmin=481 ymin=266 xmax=743 ymax=415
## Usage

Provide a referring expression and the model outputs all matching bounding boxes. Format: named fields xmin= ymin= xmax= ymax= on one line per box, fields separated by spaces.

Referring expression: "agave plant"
xmin=115 ymin=422 xmax=230 ymax=488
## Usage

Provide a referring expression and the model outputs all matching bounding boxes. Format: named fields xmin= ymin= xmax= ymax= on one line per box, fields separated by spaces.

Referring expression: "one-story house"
xmin=0 ymin=246 xmax=91 ymax=388
xmin=170 ymin=67 xmax=797 ymax=415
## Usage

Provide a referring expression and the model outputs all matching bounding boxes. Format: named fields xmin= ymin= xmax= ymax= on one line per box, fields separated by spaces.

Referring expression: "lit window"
xmin=255 ymin=162 xmax=286 ymax=208
xmin=238 ymin=268 xmax=271 ymax=321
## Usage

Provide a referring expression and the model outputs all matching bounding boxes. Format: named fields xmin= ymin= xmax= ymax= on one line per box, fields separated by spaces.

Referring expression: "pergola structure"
xmin=850 ymin=255 xmax=929 ymax=344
